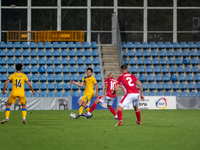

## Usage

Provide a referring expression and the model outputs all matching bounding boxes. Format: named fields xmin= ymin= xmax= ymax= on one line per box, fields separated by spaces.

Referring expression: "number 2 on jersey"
xmin=15 ymin=79 xmax=21 ymax=88
xmin=126 ymin=77 xmax=134 ymax=86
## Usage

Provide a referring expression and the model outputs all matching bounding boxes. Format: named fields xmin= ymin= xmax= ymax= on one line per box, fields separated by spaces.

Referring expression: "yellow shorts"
xmin=81 ymin=92 xmax=94 ymax=103
xmin=8 ymin=94 xmax=26 ymax=105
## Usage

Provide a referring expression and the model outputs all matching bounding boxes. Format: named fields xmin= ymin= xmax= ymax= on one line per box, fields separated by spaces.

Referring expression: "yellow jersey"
xmin=82 ymin=75 xmax=97 ymax=93
xmin=8 ymin=72 xmax=28 ymax=96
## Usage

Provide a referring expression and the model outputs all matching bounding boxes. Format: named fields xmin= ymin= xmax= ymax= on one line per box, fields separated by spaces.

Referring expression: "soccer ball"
xmin=70 ymin=112 xmax=76 ymax=119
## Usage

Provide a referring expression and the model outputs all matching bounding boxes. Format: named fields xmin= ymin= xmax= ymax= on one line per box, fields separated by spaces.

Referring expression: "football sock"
xmin=135 ymin=109 xmax=141 ymax=122
xmin=89 ymin=102 xmax=97 ymax=113
xmin=84 ymin=106 xmax=90 ymax=112
xmin=115 ymin=115 xmax=118 ymax=118
xmin=5 ymin=108 xmax=10 ymax=119
xmin=79 ymin=105 xmax=83 ymax=115
xmin=108 ymin=107 xmax=117 ymax=116
xmin=22 ymin=108 xmax=27 ymax=119
xmin=117 ymin=109 xmax=122 ymax=122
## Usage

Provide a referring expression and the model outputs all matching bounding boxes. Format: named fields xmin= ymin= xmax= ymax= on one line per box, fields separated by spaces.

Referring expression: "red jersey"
xmin=105 ymin=77 xmax=117 ymax=98
xmin=116 ymin=72 xmax=139 ymax=94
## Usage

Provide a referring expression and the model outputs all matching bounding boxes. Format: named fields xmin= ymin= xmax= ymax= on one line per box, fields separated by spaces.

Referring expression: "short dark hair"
xmin=121 ymin=64 xmax=127 ymax=70
xmin=16 ymin=63 xmax=23 ymax=71
xmin=87 ymin=67 xmax=93 ymax=73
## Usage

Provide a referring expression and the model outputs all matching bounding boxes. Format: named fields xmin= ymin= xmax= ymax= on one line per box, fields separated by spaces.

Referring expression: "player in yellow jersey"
xmin=1 ymin=63 xmax=35 ymax=124
xmin=71 ymin=67 xmax=98 ymax=119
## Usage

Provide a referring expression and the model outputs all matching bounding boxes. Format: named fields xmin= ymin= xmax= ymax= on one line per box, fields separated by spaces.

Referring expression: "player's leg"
xmin=76 ymin=100 xmax=84 ymax=119
xmin=133 ymin=95 xmax=141 ymax=125
xmin=1 ymin=100 xmax=12 ymax=124
xmin=84 ymin=98 xmax=101 ymax=118
xmin=82 ymin=93 xmax=93 ymax=113
xmin=107 ymin=98 xmax=118 ymax=119
xmin=19 ymin=95 xmax=27 ymax=124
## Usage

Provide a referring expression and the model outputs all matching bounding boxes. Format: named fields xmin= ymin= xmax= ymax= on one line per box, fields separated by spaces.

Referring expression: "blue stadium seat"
xmin=128 ymin=50 xmax=134 ymax=57
xmin=84 ymin=50 xmax=90 ymax=57
xmin=56 ymin=83 xmax=63 ymax=90
xmin=14 ymin=42 xmax=20 ymax=49
xmin=71 ymin=74 xmax=78 ymax=81
xmin=68 ymin=42 xmax=74 ymax=49
xmin=62 ymin=66 xmax=69 ymax=73
xmin=173 ymin=91 xmax=180 ymax=97
xmin=0 ymin=83 xmax=4 ymax=90
xmin=83 ymin=42 xmax=90 ymax=49
xmin=152 ymin=58 xmax=159 ymax=65
xmin=196 ymin=42 xmax=200 ymax=49
xmin=146 ymin=66 xmax=153 ymax=73
xmin=30 ymin=58 xmax=37 ymax=65
xmin=54 ymin=58 xmax=60 ymax=65
xmin=138 ymin=66 xmax=145 ymax=73
xmin=45 ymin=50 xmax=52 ymax=57
xmin=46 ymin=66 xmax=53 ymax=73
xmin=175 ymin=58 xmax=182 ymax=65
xmin=45 ymin=42 xmax=51 ymax=49
xmin=0 ymin=50 xmax=5 ymax=57
xmin=192 ymin=66 xmax=199 ymax=73
xmin=165 ymin=42 xmax=172 ymax=49
xmin=180 ymin=42 xmax=187 ymax=49
xmin=180 ymin=82 xmax=187 ymax=90
xmin=95 ymin=74 xmax=101 ymax=82
xmin=8 ymin=83 xmax=13 ymax=90
xmin=129 ymin=58 xmax=136 ymax=65
xmin=92 ymin=50 xmax=98 ymax=57
xmin=189 ymin=91 xmax=196 ymax=97
xmin=0 ymin=74 xmax=7 ymax=81
xmin=149 ymin=42 xmax=156 ymax=49
xmin=33 ymin=91 xmax=39 ymax=97
xmin=165 ymin=91 xmax=172 ymax=96
xmin=7 ymin=66 xmax=14 ymax=73
xmin=47 ymin=74 xmax=54 ymax=82
xmin=6 ymin=42 xmax=13 ymax=49
xmin=76 ymin=42 xmax=82 ymax=49
xmin=7 ymin=50 xmax=13 ymax=57
xmin=148 ymin=83 xmax=155 ymax=90
xmin=23 ymin=66 xmax=29 ymax=73
xmin=61 ymin=50 xmax=67 ymax=57
xmin=79 ymin=74 xmax=85 ymax=81
xmin=164 ymin=82 xmax=171 ymax=90
xmin=143 ymin=91 xmax=148 ymax=96
xmin=141 ymin=83 xmax=147 ymax=90
xmin=94 ymin=66 xmax=100 ymax=73
xmin=31 ymin=66 xmax=37 ymax=73
xmin=48 ymin=91 xmax=55 ymax=97
xmin=181 ymin=91 xmax=188 ymax=97
xmin=38 ymin=58 xmax=45 ymax=65
xmin=177 ymin=66 xmax=184 ymax=73
xmin=93 ymin=58 xmax=99 ymax=65
xmin=40 ymin=83 xmax=47 ymax=90
xmin=30 ymin=42 xmax=36 ymax=49
xmin=91 ymin=42 xmax=97 ymax=49
xmin=78 ymin=66 xmax=84 ymax=73
xmin=155 ymin=74 xmax=161 ymax=81
xmin=142 ymin=42 xmax=149 ymax=49
xmin=135 ymin=50 xmax=142 ymax=57
xmin=160 ymin=58 xmax=167 ymax=65
xmin=72 ymin=84 xmax=78 ymax=90
xmin=0 ymin=66 xmax=6 ymax=73
xmin=76 ymin=50 xmax=83 ymax=57
xmin=171 ymin=74 xmax=177 ymax=81
xmin=158 ymin=50 xmax=165 ymax=57
xmin=30 ymin=50 xmax=36 ymax=57
xmin=56 ymin=91 xmax=63 ymax=97
xmin=124 ymin=58 xmax=128 ymax=65
xmin=53 ymin=50 xmax=60 ymax=57
xmin=174 ymin=50 xmax=181 ymax=57
xmin=178 ymin=74 xmax=185 ymax=81
xmin=185 ymin=66 xmax=191 ymax=73
xmin=130 ymin=66 xmax=137 ymax=73
xmin=60 ymin=42 xmax=67 ymax=49
xmin=197 ymin=50 xmax=200 ymax=56
xmin=32 ymin=74 xmax=38 ymax=81
xmin=39 ymin=74 xmax=46 ymax=82
xmin=151 ymin=50 xmax=157 ymax=57
xmin=64 ymin=91 xmax=71 ymax=97
xmin=163 ymin=74 xmax=170 ymax=81
xmin=188 ymin=82 xmax=195 ymax=90
xmin=0 ymin=42 xmax=5 ymax=49
xmin=26 ymin=74 xmax=30 ymax=81
xmin=39 ymin=66 xmax=45 ymax=74
xmin=169 ymin=66 xmax=176 ymax=73
xmin=76 ymin=58 xmax=83 ymax=65
xmin=22 ymin=50 xmax=29 ymax=57
xmin=153 ymin=66 xmax=160 ymax=73
xmin=186 ymin=74 xmax=193 ymax=81
xmin=188 ymin=42 xmax=194 ymax=49
xmin=181 ymin=50 xmax=188 ymax=57
xmin=85 ymin=58 xmax=91 ymax=65
xmin=147 ymin=74 xmax=154 ymax=81
xmin=64 ymin=83 xmax=70 ymax=90
xmin=72 ymin=91 xmax=79 ymax=96
xmin=98 ymin=83 xmax=102 ymax=90
xmin=194 ymin=74 xmax=200 ymax=81
xmin=32 ymin=83 xmax=39 ymax=90
xmin=55 ymin=74 xmax=62 ymax=81
xmin=196 ymin=83 xmax=200 ymax=90
xmin=157 ymin=91 xmax=164 ymax=96
xmin=122 ymin=50 xmax=127 ymax=57
xmin=189 ymin=50 xmax=196 ymax=57
xmin=48 ymin=83 xmax=55 ymax=90
xmin=37 ymin=42 xmax=44 ymax=49
xmin=137 ymin=58 xmax=143 ymax=65
xmin=157 ymin=42 xmax=164 ymax=49
xmin=173 ymin=42 xmax=179 ymax=49
xmin=70 ymin=66 xmax=76 ymax=73
xmin=69 ymin=58 xmax=76 ymax=65
xmin=121 ymin=42 xmax=126 ymax=49
xmin=25 ymin=91 xmax=31 ymax=97
xmin=191 ymin=58 xmax=198 ymax=65
xmin=166 ymin=50 xmax=173 ymax=57
xmin=61 ymin=58 xmax=68 ymax=65
xmin=197 ymin=91 xmax=200 ymax=97
xmin=40 ymin=92 xmax=47 ymax=97
xmin=168 ymin=58 xmax=175 ymax=65
xmin=52 ymin=42 xmax=59 ymax=49
xmin=156 ymin=83 xmax=163 ymax=90
xmin=149 ymin=91 xmax=156 ymax=96
xmin=161 ymin=66 xmax=168 ymax=73
xmin=37 ymin=50 xmax=44 ymax=57
xmin=139 ymin=74 xmax=146 ymax=81
xmin=68 ymin=50 xmax=75 ymax=57
xmin=143 ymin=50 xmax=150 ymax=57
xmin=14 ymin=50 xmax=21 ymax=57
xmin=183 ymin=58 xmax=190 ymax=64
xmin=127 ymin=42 xmax=133 ymax=49
xmin=144 ymin=58 xmax=151 ymax=65
xmin=172 ymin=82 xmax=179 ymax=90
xmin=134 ymin=42 xmax=141 ymax=49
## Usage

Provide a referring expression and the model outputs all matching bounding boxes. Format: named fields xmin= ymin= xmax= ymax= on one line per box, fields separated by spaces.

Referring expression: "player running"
xmin=112 ymin=64 xmax=144 ymax=126
xmin=71 ymin=67 xmax=98 ymax=119
xmin=1 ymin=63 xmax=35 ymax=124
xmin=84 ymin=72 xmax=118 ymax=119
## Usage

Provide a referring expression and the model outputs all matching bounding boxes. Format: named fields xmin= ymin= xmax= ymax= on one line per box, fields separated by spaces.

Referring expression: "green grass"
xmin=0 ymin=109 xmax=200 ymax=150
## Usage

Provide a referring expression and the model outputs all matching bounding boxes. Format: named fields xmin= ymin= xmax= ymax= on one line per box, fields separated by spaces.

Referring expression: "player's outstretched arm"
xmin=112 ymin=84 xmax=119 ymax=95
xmin=71 ymin=81 xmax=84 ymax=87
xmin=2 ymin=79 xmax=10 ymax=95
xmin=26 ymin=80 xmax=36 ymax=95
xmin=136 ymin=80 xmax=144 ymax=101
xmin=95 ymin=83 xmax=98 ymax=98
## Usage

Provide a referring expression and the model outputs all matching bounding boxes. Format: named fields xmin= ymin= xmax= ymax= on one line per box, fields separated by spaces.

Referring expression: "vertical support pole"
xmin=112 ymin=13 xmax=117 ymax=45
xmin=27 ymin=0 xmax=31 ymax=41
xmin=143 ymin=0 xmax=147 ymax=42
xmin=173 ymin=0 xmax=177 ymax=42
xmin=114 ymin=0 xmax=118 ymax=15
xmin=0 ymin=0 xmax=2 ymax=42
xmin=87 ymin=0 xmax=91 ymax=44
xmin=57 ymin=0 xmax=61 ymax=31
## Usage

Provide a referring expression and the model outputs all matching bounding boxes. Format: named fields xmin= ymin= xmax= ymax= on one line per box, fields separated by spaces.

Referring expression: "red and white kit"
xmin=98 ymin=77 xmax=117 ymax=105
xmin=116 ymin=72 xmax=140 ymax=108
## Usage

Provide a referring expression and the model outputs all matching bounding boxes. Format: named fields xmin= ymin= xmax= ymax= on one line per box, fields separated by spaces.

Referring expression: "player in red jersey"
xmin=112 ymin=64 xmax=144 ymax=126
xmin=84 ymin=72 xmax=118 ymax=119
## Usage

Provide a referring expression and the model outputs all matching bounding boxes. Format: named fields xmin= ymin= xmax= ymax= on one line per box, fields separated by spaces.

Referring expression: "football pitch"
xmin=0 ymin=109 xmax=199 ymax=150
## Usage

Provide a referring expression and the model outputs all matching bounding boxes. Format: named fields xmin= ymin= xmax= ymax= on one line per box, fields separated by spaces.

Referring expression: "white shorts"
xmin=98 ymin=95 xmax=115 ymax=106
xmin=119 ymin=93 xmax=140 ymax=108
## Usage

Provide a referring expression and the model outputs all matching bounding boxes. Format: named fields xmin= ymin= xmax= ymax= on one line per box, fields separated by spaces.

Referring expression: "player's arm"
xmin=26 ymin=80 xmax=36 ymax=95
xmin=71 ymin=81 xmax=84 ymax=87
xmin=136 ymin=80 xmax=144 ymax=101
xmin=95 ymin=83 xmax=98 ymax=98
xmin=112 ymin=84 xmax=119 ymax=95
xmin=2 ymin=79 xmax=10 ymax=95
xmin=102 ymin=84 xmax=108 ymax=98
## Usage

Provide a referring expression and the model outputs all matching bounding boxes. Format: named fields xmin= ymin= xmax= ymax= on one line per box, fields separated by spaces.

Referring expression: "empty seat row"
xmin=142 ymin=91 xmax=199 ymax=97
